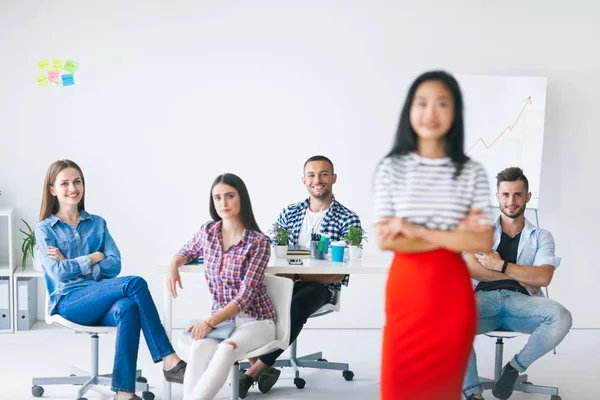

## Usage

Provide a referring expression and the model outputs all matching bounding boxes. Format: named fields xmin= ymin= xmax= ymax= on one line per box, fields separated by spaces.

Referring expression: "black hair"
xmin=387 ymin=70 xmax=468 ymax=178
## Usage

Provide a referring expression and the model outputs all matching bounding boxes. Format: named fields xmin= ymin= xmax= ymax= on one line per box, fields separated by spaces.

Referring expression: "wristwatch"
xmin=293 ymin=273 xmax=301 ymax=283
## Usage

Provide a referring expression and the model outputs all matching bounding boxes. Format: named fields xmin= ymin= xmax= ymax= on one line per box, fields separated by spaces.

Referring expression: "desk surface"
xmin=168 ymin=254 xmax=392 ymax=275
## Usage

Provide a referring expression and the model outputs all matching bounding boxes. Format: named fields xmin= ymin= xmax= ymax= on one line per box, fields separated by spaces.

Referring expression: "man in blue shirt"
xmin=462 ymin=167 xmax=572 ymax=400
xmin=239 ymin=155 xmax=362 ymax=397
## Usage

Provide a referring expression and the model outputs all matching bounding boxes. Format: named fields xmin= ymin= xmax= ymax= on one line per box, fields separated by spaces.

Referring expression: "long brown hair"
xmin=209 ymin=173 xmax=261 ymax=232
xmin=39 ymin=160 xmax=86 ymax=221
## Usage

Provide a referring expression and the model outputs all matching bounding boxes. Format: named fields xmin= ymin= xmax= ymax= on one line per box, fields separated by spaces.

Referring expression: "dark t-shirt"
xmin=475 ymin=232 xmax=529 ymax=295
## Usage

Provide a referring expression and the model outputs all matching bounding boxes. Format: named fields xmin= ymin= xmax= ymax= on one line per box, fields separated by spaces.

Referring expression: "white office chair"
xmin=241 ymin=291 xmax=354 ymax=389
xmin=31 ymin=293 xmax=153 ymax=400
xmin=178 ymin=275 xmax=294 ymax=400
xmin=479 ymin=330 xmax=560 ymax=400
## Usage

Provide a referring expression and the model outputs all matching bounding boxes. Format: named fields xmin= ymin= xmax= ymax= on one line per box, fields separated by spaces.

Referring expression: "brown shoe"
xmin=163 ymin=360 xmax=187 ymax=384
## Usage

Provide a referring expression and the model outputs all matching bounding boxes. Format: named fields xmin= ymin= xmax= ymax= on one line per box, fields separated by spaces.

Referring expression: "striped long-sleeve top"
xmin=373 ymin=153 xmax=491 ymax=229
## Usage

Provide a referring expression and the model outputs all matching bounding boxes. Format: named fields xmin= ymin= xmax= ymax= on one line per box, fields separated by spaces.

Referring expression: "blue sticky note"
xmin=61 ymin=74 xmax=75 ymax=86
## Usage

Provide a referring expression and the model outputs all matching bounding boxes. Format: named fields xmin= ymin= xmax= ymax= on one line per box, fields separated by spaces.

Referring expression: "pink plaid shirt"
xmin=177 ymin=221 xmax=276 ymax=321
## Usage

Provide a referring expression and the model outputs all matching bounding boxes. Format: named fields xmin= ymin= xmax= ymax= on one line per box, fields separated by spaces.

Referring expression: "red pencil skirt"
xmin=380 ymin=249 xmax=476 ymax=400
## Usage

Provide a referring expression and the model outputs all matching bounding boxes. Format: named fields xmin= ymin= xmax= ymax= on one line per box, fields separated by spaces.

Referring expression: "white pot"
xmin=274 ymin=245 xmax=288 ymax=258
xmin=33 ymin=248 xmax=44 ymax=272
xmin=349 ymin=246 xmax=362 ymax=260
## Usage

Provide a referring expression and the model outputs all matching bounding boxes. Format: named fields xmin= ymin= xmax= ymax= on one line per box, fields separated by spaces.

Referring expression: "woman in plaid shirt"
xmin=167 ymin=173 xmax=276 ymax=400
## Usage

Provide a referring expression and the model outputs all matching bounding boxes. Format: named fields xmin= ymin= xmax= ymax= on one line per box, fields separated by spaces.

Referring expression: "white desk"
xmin=161 ymin=254 xmax=391 ymax=400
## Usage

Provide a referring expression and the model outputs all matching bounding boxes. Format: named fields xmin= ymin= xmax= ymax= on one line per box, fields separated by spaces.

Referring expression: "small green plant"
xmin=268 ymin=223 xmax=291 ymax=246
xmin=20 ymin=219 xmax=36 ymax=271
xmin=343 ymin=226 xmax=368 ymax=249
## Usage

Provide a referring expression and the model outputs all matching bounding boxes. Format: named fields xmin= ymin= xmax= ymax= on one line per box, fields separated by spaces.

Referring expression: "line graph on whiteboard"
xmin=466 ymin=96 xmax=532 ymax=154
xmin=455 ymin=74 xmax=547 ymax=209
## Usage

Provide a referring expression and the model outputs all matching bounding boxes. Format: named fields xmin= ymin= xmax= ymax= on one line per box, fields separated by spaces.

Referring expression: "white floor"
xmin=0 ymin=326 xmax=598 ymax=399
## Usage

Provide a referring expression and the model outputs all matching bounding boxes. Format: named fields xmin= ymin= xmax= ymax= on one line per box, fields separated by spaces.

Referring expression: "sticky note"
xmin=52 ymin=59 xmax=64 ymax=70
xmin=48 ymin=71 xmax=60 ymax=83
xmin=36 ymin=74 xmax=49 ymax=88
xmin=61 ymin=74 xmax=74 ymax=86
xmin=64 ymin=60 xmax=78 ymax=73
xmin=37 ymin=59 xmax=49 ymax=72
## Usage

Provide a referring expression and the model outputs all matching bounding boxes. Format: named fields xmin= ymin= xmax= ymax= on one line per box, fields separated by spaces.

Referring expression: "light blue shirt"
xmin=35 ymin=210 xmax=121 ymax=314
xmin=475 ymin=216 xmax=562 ymax=297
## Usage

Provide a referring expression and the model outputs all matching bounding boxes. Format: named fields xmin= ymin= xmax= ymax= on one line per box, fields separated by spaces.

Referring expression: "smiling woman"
xmin=35 ymin=159 xmax=185 ymax=400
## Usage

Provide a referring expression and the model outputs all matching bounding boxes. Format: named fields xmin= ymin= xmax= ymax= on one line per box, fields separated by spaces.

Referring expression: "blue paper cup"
xmin=331 ymin=244 xmax=345 ymax=262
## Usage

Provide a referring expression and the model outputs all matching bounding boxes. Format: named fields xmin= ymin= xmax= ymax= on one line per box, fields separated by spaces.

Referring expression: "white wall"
xmin=0 ymin=0 xmax=598 ymax=328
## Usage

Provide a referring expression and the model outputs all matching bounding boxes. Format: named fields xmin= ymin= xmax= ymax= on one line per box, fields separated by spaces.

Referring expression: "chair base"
xmin=32 ymin=367 xmax=148 ymax=398
xmin=31 ymin=333 xmax=149 ymax=398
xmin=479 ymin=336 xmax=559 ymax=397
xmin=480 ymin=374 xmax=558 ymax=395
xmin=239 ymin=340 xmax=352 ymax=381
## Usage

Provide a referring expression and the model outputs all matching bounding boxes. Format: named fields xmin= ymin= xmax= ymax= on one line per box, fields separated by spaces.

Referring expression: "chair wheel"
xmin=550 ymin=396 xmax=561 ymax=400
xmin=142 ymin=391 xmax=155 ymax=400
xmin=343 ymin=370 xmax=354 ymax=381
xmin=136 ymin=376 xmax=148 ymax=383
xmin=32 ymin=385 xmax=44 ymax=397
xmin=294 ymin=377 xmax=306 ymax=389
xmin=317 ymin=358 xmax=328 ymax=362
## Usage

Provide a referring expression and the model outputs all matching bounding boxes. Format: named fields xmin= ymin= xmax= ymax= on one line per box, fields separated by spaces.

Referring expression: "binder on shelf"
xmin=17 ymin=278 xmax=37 ymax=331
xmin=0 ymin=277 xmax=10 ymax=330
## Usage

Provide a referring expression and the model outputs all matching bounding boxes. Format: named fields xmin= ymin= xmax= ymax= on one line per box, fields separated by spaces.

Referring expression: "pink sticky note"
xmin=48 ymin=71 xmax=60 ymax=83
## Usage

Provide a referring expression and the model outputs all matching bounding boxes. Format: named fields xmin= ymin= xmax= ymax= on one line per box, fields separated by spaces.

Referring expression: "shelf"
xmin=0 ymin=264 xmax=12 ymax=277
xmin=13 ymin=265 xmax=44 ymax=278
xmin=0 ymin=207 xmax=14 ymax=216
xmin=15 ymin=320 xmax=61 ymax=333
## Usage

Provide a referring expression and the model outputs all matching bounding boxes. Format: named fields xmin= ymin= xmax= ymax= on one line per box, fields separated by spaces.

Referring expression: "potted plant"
xmin=343 ymin=226 xmax=367 ymax=259
xmin=268 ymin=223 xmax=291 ymax=258
xmin=20 ymin=219 xmax=43 ymax=272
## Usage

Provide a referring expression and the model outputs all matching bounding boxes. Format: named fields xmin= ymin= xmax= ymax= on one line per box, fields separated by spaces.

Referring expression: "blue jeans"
xmin=56 ymin=276 xmax=175 ymax=393
xmin=463 ymin=290 xmax=572 ymax=398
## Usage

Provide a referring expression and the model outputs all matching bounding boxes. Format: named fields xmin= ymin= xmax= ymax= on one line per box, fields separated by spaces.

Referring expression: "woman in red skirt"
xmin=374 ymin=71 xmax=494 ymax=400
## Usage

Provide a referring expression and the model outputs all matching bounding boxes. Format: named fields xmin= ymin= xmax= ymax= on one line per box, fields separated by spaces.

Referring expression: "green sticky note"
xmin=64 ymin=60 xmax=78 ymax=74
xmin=36 ymin=74 xmax=49 ymax=88
xmin=37 ymin=59 xmax=49 ymax=72
xmin=52 ymin=59 xmax=64 ymax=70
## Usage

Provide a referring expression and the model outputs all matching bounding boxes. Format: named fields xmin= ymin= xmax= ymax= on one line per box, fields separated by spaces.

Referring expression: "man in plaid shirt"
xmin=239 ymin=155 xmax=362 ymax=397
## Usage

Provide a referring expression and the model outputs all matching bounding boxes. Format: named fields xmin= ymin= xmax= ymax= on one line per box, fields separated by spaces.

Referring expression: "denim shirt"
xmin=474 ymin=217 xmax=562 ymax=297
xmin=35 ymin=210 xmax=121 ymax=315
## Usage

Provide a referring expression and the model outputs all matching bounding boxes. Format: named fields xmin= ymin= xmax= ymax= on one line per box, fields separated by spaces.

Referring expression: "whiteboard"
xmin=455 ymin=74 xmax=547 ymax=209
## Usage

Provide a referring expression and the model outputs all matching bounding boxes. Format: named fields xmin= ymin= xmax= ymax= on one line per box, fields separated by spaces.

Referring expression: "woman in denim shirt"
xmin=167 ymin=173 xmax=276 ymax=400
xmin=36 ymin=159 xmax=186 ymax=400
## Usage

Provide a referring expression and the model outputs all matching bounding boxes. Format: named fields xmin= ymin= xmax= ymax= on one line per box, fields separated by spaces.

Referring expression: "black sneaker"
xmin=238 ymin=373 xmax=256 ymax=399
xmin=163 ymin=360 xmax=186 ymax=384
xmin=492 ymin=362 xmax=519 ymax=399
xmin=257 ymin=366 xmax=281 ymax=394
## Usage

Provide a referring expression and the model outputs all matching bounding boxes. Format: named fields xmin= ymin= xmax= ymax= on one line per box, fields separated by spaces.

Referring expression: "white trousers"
xmin=182 ymin=316 xmax=275 ymax=400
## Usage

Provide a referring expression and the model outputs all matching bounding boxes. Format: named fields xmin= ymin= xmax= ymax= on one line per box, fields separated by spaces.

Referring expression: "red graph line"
xmin=466 ymin=96 xmax=532 ymax=154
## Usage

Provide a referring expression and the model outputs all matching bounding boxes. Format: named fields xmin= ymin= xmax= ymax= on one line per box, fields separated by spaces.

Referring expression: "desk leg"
xmin=163 ymin=274 xmax=172 ymax=400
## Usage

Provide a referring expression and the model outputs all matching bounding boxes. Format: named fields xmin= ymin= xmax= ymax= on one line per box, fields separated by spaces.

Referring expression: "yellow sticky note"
xmin=37 ymin=59 xmax=49 ymax=72
xmin=36 ymin=74 xmax=49 ymax=88
xmin=52 ymin=59 xmax=64 ymax=70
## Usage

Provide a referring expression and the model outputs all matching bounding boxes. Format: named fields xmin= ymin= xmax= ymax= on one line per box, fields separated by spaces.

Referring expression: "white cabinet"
xmin=0 ymin=208 xmax=15 ymax=332
xmin=0 ymin=208 xmax=44 ymax=333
